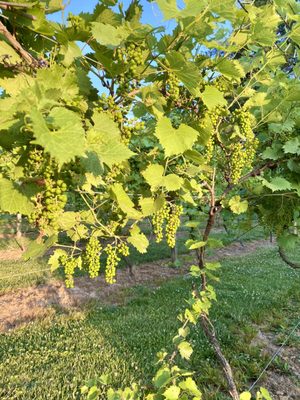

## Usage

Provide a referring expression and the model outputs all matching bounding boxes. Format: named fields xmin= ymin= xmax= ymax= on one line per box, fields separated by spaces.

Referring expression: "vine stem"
xmin=0 ymin=19 xmax=37 ymax=65
xmin=197 ymin=168 xmax=239 ymax=400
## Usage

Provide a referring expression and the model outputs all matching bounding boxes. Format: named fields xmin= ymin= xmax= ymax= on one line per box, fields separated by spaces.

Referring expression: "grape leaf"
xmin=216 ymin=59 xmax=245 ymax=79
xmin=259 ymin=177 xmax=292 ymax=192
xmin=87 ymin=111 xmax=133 ymax=166
xmin=201 ymin=86 xmax=227 ymax=110
xmin=142 ymin=164 xmax=183 ymax=191
xmin=178 ymin=341 xmax=193 ymax=360
xmin=31 ymin=107 xmax=86 ymax=166
xmin=228 ymin=196 xmax=248 ymax=214
xmin=166 ymin=51 xmax=201 ymax=96
xmin=283 ymin=138 xmax=300 ymax=154
xmin=87 ymin=130 xmax=134 ymax=167
xmin=155 ymin=117 xmax=198 ymax=157
xmin=91 ymin=22 xmax=129 ymax=48
xmin=110 ymin=183 xmax=142 ymax=219
xmin=179 ymin=378 xmax=201 ymax=397
xmin=0 ymin=40 xmax=21 ymax=64
xmin=163 ymin=385 xmax=181 ymax=400
xmin=0 ymin=178 xmax=34 ymax=215
xmin=127 ymin=225 xmax=149 ymax=253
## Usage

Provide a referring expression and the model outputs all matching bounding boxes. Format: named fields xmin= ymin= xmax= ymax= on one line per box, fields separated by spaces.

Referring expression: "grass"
xmin=0 ymin=247 xmax=299 ymax=399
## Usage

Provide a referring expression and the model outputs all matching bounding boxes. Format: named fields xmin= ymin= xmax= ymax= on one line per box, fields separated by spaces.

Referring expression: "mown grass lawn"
xmin=0 ymin=247 xmax=299 ymax=400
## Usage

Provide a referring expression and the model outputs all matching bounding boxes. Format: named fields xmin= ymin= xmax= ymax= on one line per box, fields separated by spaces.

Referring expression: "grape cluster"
xmin=85 ymin=236 xmax=101 ymax=279
xmin=152 ymin=204 xmax=168 ymax=243
xmin=105 ymin=163 xmax=123 ymax=184
xmin=29 ymin=178 xmax=67 ymax=231
xmin=208 ymin=105 xmax=229 ymax=128
xmin=104 ymin=242 xmax=130 ymax=284
xmin=24 ymin=149 xmax=45 ymax=177
xmin=152 ymin=203 xmax=183 ymax=247
xmin=97 ymin=94 xmax=123 ymax=124
xmin=165 ymin=204 xmax=183 ymax=248
xmin=166 ymin=72 xmax=180 ymax=102
xmin=59 ymin=254 xmax=81 ymax=288
xmin=67 ymin=13 xmax=83 ymax=30
xmin=121 ymin=121 xmax=145 ymax=145
xmin=115 ymin=43 xmax=144 ymax=94
xmin=205 ymin=136 xmax=215 ymax=162
xmin=214 ymin=77 xmax=228 ymax=93
xmin=229 ymin=108 xmax=259 ymax=183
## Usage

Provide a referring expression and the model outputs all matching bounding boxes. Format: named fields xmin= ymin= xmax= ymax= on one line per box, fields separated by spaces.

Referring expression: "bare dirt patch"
xmin=251 ymin=329 xmax=300 ymax=399
xmin=0 ymin=239 xmax=273 ymax=332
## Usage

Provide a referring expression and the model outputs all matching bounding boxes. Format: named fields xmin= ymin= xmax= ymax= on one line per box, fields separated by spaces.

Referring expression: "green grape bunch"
xmin=104 ymin=242 xmax=130 ymax=284
xmin=85 ymin=237 xmax=102 ymax=279
xmin=152 ymin=203 xmax=183 ymax=247
xmin=59 ymin=254 xmax=82 ymax=288
xmin=229 ymin=108 xmax=259 ymax=184
xmin=165 ymin=203 xmax=183 ymax=248
xmin=116 ymin=42 xmax=145 ymax=94
xmin=152 ymin=203 xmax=169 ymax=243
xmin=165 ymin=71 xmax=180 ymax=102
xmin=29 ymin=178 xmax=68 ymax=232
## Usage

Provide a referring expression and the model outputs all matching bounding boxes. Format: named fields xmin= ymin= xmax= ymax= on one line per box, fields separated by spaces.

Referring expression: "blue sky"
xmin=50 ymin=0 xmax=171 ymax=28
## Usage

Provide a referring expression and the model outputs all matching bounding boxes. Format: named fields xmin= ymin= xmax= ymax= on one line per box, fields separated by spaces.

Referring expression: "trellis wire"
xmin=248 ymin=319 xmax=300 ymax=392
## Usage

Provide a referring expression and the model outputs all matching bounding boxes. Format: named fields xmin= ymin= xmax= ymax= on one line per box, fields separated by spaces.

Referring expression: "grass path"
xmin=0 ymin=245 xmax=299 ymax=399
xmin=0 ymin=239 xmax=272 ymax=332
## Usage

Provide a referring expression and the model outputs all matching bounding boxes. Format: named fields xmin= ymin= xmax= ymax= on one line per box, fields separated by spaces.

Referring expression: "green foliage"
xmin=0 ymin=0 xmax=300 ymax=398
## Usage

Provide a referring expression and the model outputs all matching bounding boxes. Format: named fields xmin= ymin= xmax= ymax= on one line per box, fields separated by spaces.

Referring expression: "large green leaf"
xmin=283 ymin=138 xmax=300 ymax=155
xmin=127 ymin=225 xmax=149 ymax=253
xmin=142 ymin=164 xmax=183 ymax=191
xmin=91 ymin=22 xmax=129 ymax=48
xmin=155 ymin=117 xmax=198 ymax=157
xmin=259 ymin=177 xmax=292 ymax=192
xmin=216 ymin=59 xmax=244 ymax=80
xmin=0 ymin=39 xmax=21 ymax=64
xmin=31 ymin=107 xmax=86 ymax=166
xmin=179 ymin=378 xmax=201 ymax=397
xmin=0 ymin=179 xmax=34 ymax=215
xmin=156 ymin=0 xmax=207 ymax=20
xmin=87 ymin=111 xmax=134 ymax=167
xmin=228 ymin=196 xmax=248 ymax=214
xmin=23 ymin=235 xmax=57 ymax=261
xmin=110 ymin=183 xmax=142 ymax=219
xmin=87 ymin=130 xmax=134 ymax=167
xmin=166 ymin=51 xmax=201 ymax=96
xmin=92 ymin=111 xmax=120 ymax=137
xmin=201 ymin=86 xmax=227 ymax=110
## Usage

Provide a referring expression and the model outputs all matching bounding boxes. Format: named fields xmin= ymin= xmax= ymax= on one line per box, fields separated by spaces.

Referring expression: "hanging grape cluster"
xmin=152 ymin=203 xmax=183 ymax=247
xmin=165 ymin=71 xmax=180 ymax=102
xmin=165 ymin=203 xmax=184 ymax=248
xmin=104 ymin=242 xmax=130 ymax=284
xmin=25 ymin=149 xmax=68 ymax=231
xmin=59 ymin=254 xmax=82 ymax=288
xmin=229 ymin=108 xmax=259 ymax=183
xmin=85 ymin=236 xmax=101 ymax=279
xmin=115 ymin=43 xmax=144 ymax=94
